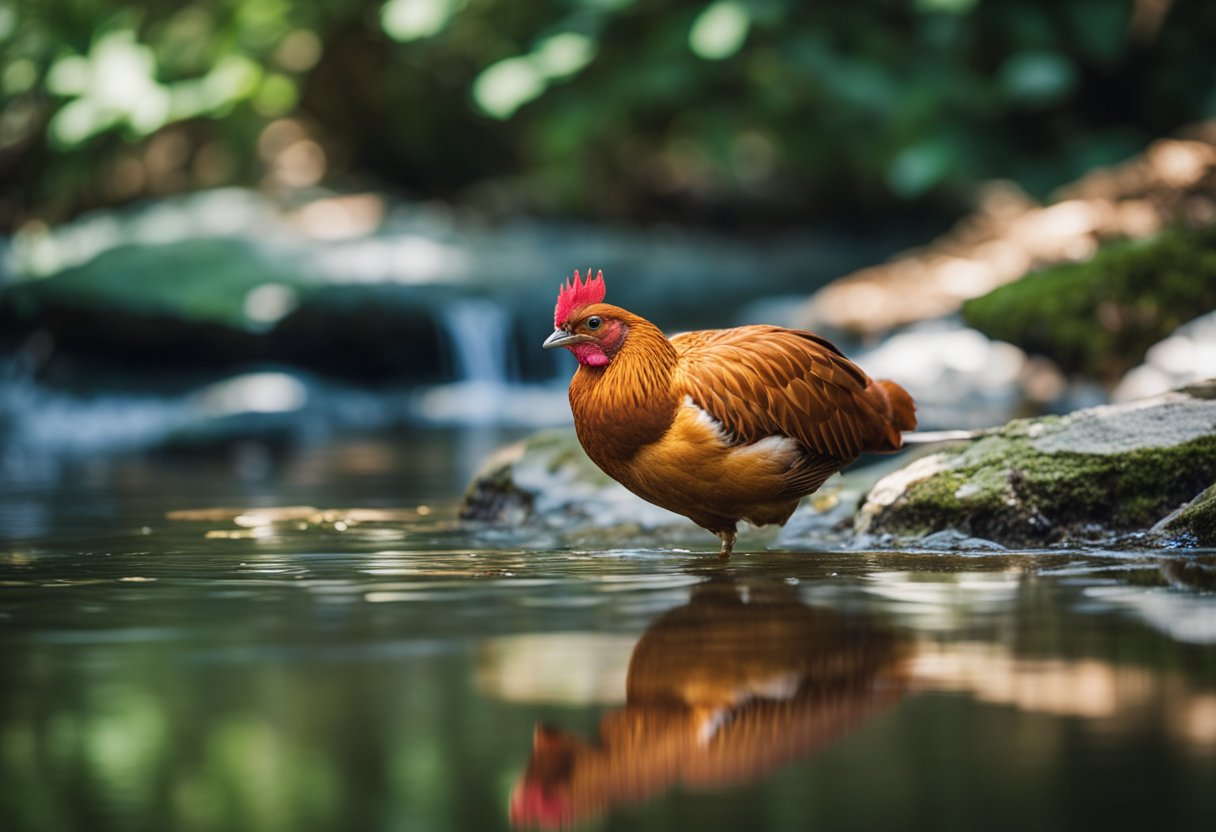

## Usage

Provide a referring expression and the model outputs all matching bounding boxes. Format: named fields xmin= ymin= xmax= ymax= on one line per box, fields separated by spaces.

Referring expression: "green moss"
xmin=962 ymin=223 xmax=1216 ymax=382
xmin=1160 ymin=482 xmax=1216 ymax=546
xmin=2 ymin=239 xmax=309 ymax=330
xmin=873 ymin=431 xmax=1216 ymax=546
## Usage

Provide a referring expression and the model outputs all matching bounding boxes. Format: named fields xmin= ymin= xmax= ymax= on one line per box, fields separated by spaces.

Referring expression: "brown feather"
xmin=671 ymin=325 xmax=907 ymax=460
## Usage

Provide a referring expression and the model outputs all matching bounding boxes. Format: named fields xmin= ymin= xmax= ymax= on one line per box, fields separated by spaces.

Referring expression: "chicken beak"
xmin=542 ymin=329 xmax=588 ymax=350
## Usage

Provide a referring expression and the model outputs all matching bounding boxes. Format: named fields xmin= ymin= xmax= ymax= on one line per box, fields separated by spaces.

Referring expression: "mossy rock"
xmin=0 ymin=238 xmax=445 ymax=380
xmin=961 ymin=223 xmax=1216 ymax=383
xmin=0 ymin=238 xmax=307 ymax=329
xmin=1155 ymin=482 xmax=1216 ymax=547
xmin=0 ymin=239 xmax=300 ymax=371
xmin=857 ymin=381 xmax=1216 ymax=547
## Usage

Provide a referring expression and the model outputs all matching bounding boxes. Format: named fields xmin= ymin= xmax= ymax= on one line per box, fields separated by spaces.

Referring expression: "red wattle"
xmin=569 ymin=344 xmax=609 ymax=367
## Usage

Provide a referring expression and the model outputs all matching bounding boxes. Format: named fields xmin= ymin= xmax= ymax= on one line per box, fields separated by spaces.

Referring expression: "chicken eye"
xmin=586 ymin=316 xmax=603 ymax=330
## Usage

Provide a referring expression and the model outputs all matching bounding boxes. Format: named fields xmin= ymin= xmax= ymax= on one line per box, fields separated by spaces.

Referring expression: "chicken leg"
xmin=716 ymin=530 xmax=736 ymax=559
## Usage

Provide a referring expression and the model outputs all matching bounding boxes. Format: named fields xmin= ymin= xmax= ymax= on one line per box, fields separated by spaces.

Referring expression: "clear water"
xmin=2 ymin=431 xmax=1215 ymax=832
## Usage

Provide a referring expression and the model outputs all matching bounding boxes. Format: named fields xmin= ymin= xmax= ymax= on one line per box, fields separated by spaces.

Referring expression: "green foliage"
xmin=962 ymin=223 xmax=1216 ymax=381
xmin=3 ymin=0 xmax=1216 ymax=226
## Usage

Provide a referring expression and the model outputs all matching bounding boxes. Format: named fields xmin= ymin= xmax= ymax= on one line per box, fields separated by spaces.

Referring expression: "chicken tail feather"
xmin=878 ymin=379 xmax=917 ymax=433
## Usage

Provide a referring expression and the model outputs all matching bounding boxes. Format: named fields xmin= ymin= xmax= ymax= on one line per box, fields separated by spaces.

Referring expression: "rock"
xmin=460 ymin=430 xmax=690 ymax=537
xmin=961 ymin=222 xmax=1216 ymax=384
xmin=910 ymin=529 xmax=1007 ymax=552
xmin=855 ymin=381 xmax=1216 ymax=547
xmin=777 ymin=451 xmax=937 ymax=549
xmin=796 ymin=125 xmax=1216 ymax=338
xmin=0 ymin=238 xmax=285 ymax=368
xmin=773 ymin=474 xmax=859 ymax=546
xmin=0 ymin=236 xmax=449 ymax=381
xmin=852 ymin=320 xmax=1031 ymax=430
xmin=1113 ymin=309 xmax=1216 ymax=403
xmin=1153 ymin=482 xmax=1216 ymax=547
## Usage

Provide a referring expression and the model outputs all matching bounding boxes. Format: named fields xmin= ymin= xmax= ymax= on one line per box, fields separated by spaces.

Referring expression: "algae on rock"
xmin=856 ymin=381 xmax=1216 ymax=547
xmin=1155 ymin=482 xmax=1216 ymax=547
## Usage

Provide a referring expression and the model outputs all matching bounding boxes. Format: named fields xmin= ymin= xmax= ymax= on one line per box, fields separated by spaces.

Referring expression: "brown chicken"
xmin=542 ymin=269 xmax=916 ymax=557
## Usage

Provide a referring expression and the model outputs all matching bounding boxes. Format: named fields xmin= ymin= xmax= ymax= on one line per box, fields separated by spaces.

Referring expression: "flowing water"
xmin=2 ymin=431 xmax=1215 ymax=832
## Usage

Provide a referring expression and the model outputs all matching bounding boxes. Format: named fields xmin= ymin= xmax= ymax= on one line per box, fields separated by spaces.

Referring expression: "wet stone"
xmin=460 ymin=430 xmax=690 ymax=537
xmin=856 ymin=380 xmax=1216 ymax=548
xmin=1154 ymin=482 xmax=1216 ymax=547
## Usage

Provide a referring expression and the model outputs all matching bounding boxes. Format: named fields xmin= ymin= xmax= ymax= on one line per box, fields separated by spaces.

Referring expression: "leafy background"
xmin=3 ymin=0 xmax=1214 ymax=229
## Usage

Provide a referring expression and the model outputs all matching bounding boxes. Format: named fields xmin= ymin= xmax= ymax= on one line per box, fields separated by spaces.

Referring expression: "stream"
xmin=2 ymin=430 xmax=1214 ymax=831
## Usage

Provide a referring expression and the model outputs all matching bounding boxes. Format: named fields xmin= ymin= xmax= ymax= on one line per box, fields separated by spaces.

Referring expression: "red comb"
xmin=553 ymin=268 xmax=606 ymax=327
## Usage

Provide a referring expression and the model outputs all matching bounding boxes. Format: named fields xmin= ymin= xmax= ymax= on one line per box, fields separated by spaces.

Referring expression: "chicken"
xmin=542 ymin=269 xmax=917 ymax=558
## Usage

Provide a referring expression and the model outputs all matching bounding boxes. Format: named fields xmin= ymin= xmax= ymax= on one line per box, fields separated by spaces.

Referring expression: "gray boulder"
xmin=856 ymin=381 xmax=1216 ymax=547
xmin=460 ymin=429 xmax=692 ymax=538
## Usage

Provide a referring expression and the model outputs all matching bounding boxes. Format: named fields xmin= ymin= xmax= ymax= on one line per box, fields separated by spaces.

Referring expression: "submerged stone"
xmin=856 ymin=381 xmax=1216 ymax=548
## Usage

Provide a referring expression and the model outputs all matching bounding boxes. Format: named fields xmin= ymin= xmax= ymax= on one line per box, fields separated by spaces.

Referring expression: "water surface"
xmin=2 ymin=432 xmax=1215 ymax=831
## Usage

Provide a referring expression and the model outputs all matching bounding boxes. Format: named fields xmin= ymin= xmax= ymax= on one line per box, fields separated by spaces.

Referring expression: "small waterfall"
xmin=438 ymin=298 xmax=513 ymax=386
xmin=418 ymin=298 xmax=571 ymax=427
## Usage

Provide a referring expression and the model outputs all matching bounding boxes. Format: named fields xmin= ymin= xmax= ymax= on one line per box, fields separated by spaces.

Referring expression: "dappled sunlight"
xmin=472 ymin=32 xmax=597 ymax=120
xmin=313 ymin=234 xmax=472 ymax=284
xmin=861 ymin=569 xmax=1024 ymax=630
xmin=258 ymin=118 xmax=328 ymax=189
xmin=195 ymin=372 xmax=309 ymax=417
xmin=242 ymin=282 xmax=300 ymax=326
xmin=381 ymin=0 xmax=466 ymax=43
xmin=7 ymin=189 xmax=287 ymax=277
xmin=290 ymin=193 xmax=386 ymax=240
xmin=167 ymin=504 xmax=435 ymax=544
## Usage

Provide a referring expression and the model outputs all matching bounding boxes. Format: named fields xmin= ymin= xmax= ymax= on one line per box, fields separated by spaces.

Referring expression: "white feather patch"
xmin=681 ymin=395 xmax=799 ymax=462
xmin=682 ymin=395 xmax=730 ymax=442
xmin=735 ymin=434 xmax=801 ymax=464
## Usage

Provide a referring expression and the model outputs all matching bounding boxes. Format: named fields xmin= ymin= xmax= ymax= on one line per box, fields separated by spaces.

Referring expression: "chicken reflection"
xmin=508 ymin=579 xmax=911 ymax=829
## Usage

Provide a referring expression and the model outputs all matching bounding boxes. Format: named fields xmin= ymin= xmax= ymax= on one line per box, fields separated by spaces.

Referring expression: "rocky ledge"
xmin=460 ymin=430 xmax=698 ymax=544
xmin=856 ymin=380 xmax=1216 ymax=548
xmin=463 ymin=381 xmax=1216 ymax=552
